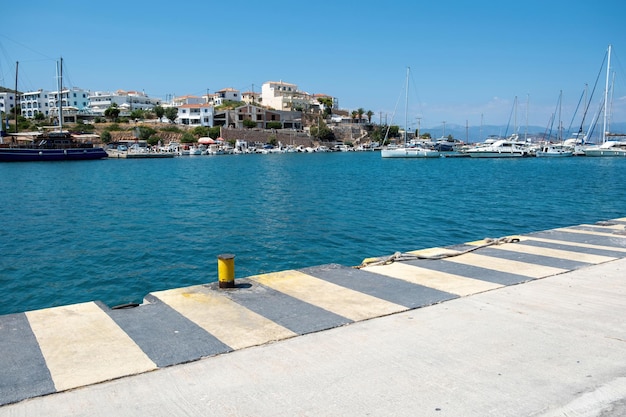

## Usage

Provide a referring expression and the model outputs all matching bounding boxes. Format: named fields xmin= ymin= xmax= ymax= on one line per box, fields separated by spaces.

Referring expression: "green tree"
xmin=243 ymin=119 xmax=256 ymax=128
xmin=100 ymin=130 xmax=112 ymax=143
xmin=191 ymin=126 xmax=210 ymax=137
xmin=147 ymin=135 xmax=161 ymax=146
xmin=317 ymin=97 xmax=333 ymax=117
xmin=310 ymin=119 xmax=335 ymax=141
xmin=366 ymin=110 xmax=374 ymax=123
xmin=357 ymin=108 xmax=365 ymax=123
xmin=153 ymin=105 xmax=165 ymax=121
xmin=267 ymin=121 xmax=282 ymax=129
xmin=130 ymin=109 xmax=145 ymax=120
xmin=351 ymin=111 xmax=358 ymax=122
xmin=180 ymin=132 xmax=195 ymax=143
xmin=17 ymin=115 xmax=31 ymax=131
xmin=104 ymin=103 xmax=120 ymax=121
xmin=136 ymin=126 xmax=156 ymax=141
xmin=164 ymin=107 xmax=178 ymax=123
xmin=208 ymin=126 xmax=220 ymax=139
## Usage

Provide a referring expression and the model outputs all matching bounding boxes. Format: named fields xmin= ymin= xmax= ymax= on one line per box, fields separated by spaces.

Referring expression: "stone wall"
xmin=219 ymin=127 xmax=315 ymax=147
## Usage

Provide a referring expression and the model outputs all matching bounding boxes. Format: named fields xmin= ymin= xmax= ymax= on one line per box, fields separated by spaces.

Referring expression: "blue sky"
xmin=1 ymin=0 xmax=625 ymax=132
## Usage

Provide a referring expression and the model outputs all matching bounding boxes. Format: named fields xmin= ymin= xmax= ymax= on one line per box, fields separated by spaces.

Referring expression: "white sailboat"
xmin=584 ymin=45 xmax=626 ymax=157
xmin=381 ymin=67 xmax=440 ymax=158
xmin=536 ymin=91 xmax=573 ymax=157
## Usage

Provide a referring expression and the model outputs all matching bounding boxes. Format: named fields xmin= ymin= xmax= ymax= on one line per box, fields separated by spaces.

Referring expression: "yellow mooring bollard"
xmin=217 ymin=253 xmax=236 ymax=288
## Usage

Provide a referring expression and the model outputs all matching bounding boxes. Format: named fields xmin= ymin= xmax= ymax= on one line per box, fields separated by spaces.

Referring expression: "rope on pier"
xmin=355 ymin=236 xmax=520 ymax=269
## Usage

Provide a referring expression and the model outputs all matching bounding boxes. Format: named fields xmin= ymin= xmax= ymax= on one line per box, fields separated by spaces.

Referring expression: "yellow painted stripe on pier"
xmin=26 ymin=302 xmax=156 ymax=392
xmin=554 ymin=226 xmax=626 ymax=237
xmin=468 ymin=240 xmax=617 ymax=264
xmin=251 ymin=270 xmax=406 ymax=321
xmin=519 ymin=236 xmax=626 ymax=253
xmin=365 ymin=262 xmax=502 ymax=296
xmin=443 ymin=253 xmax=568 ymax=278
xmin=153 ymin=286 xmax=297 ymax=350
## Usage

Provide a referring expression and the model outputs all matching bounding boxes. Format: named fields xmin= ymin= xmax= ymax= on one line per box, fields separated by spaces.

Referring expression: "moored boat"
xmin=0 ymin=131 xmax=108 ymax=162
xmin=535 ymin=143 xmax=573 ymax=157
xmin=1 ymin=58 xmax=107 ymax=162
xmin=381 ymin=67 xmax=440 ymax=159
xmin=583 ymin=140 xmax=626 ymax=157
xmin=464 ymin=135 xmax=533 ymax=158
xmin=381 ymin=145 xmax=440 ymax=158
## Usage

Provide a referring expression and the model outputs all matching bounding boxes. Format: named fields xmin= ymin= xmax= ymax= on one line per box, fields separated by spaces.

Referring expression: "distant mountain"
xmin=0 ymin=86 xmax=18 ymax=94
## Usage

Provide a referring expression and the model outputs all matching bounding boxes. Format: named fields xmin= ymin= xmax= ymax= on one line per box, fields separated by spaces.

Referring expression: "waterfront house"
xmin=0 ymin=88 xmax=18 ymax=118
xmin=261 ymin=80 xmax=312 ymax=111
xmin=176 ymin=103 xmax=214 ymax=126
xmin=88 ymin=90 xmax=162 ymax=116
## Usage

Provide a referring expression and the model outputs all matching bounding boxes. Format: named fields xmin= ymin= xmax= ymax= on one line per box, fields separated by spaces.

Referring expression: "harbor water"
xmin=1 ymin=152 xmax=625 ymax=316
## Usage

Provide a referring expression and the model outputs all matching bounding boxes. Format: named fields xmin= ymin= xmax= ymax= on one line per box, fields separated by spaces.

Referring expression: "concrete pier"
xmin=1 ymin=218 xmax=626 ymax=415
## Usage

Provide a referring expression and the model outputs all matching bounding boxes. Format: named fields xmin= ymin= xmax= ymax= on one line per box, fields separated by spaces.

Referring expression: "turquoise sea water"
xmin=1 ymin=153 xmax=625 ymax=315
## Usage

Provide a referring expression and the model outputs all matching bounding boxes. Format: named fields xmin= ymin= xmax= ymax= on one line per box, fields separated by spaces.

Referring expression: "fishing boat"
xmin=0 ymin=58 xmax=107 ymax=162
xmin=381 ymin=67 xmax=440 ymax=159
xmin=535 ymin=143 xmax=573 ymax=157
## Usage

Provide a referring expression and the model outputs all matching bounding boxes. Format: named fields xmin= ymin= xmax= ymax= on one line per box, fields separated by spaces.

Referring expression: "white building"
xmin=171 ymin=95 xmax=203 ymax=106
xmin=241 ymin=91 xmax=261 ymax=105
xmin=176 ymin=103 xmax=214 ymax=126
xmin=0 ymin=89 xmax=19 ymax=118
xmin=16 ymin=86 xmax=90 ymax=119
xmin=261 ymin=80 xmax=322 ymax=112
xmin=88 ymin=90 xmax=162 ymax=116
xmin=212 ymin=88 xmax=241 ymax=106
xmin=46 ymin=87 xmax=90 ymax=117
xmin=19 ymin=89 xmax=49 ymax=118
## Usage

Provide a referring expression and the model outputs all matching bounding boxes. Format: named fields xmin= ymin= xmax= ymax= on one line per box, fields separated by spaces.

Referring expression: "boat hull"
xmin=381 ymin=148 xmax=440 ymax=158
xmin=535 ymin=151 xmax=573 ymax=157
xmin=465 ymin=151 xmax=529 ymax=158
xmin=0 ymin=147 xmax=108 ymax=162
xmin=584 ymin=149 xmax=626 ymax=157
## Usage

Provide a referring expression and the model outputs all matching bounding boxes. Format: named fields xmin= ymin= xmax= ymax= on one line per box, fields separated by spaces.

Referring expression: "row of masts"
xmin=12 ymin=57 xmax=64 ymax=134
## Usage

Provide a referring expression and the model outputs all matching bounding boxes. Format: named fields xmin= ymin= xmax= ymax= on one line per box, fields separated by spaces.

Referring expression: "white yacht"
xmin=465 ymin=135 xmax=533 ymax=158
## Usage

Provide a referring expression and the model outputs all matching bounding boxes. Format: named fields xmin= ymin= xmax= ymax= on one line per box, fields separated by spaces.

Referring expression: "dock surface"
xmin=1 ymin=218 xmax=626 ymax=415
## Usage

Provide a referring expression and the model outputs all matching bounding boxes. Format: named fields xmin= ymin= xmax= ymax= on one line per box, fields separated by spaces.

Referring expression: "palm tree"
xmin=366 ymin=110 xmax=374 ymax=123
xmin=357 ymin=108 xmax=365 ymax=123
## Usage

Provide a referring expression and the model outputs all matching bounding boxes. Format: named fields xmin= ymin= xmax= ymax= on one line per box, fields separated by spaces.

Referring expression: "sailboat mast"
xmin=14 ymin=61 xmax=19 ymax=134
xmin=404 ymin=67 xmax=409 ymax=145
xmin=58 ymin=57 xmax=63 ymax=131
xmin=558 ymin=90 xmax=563 ymax=143
xmin=602 ymin=45 xmax=611 ymax=143
xmin=525 ymin=93 xmax=529 ymax=141
xmin=608 ymin=71 xmax=615 ymax=135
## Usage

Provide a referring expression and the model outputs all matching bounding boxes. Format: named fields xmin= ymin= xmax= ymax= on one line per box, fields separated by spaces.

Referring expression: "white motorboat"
xmin=381 ymin=145 xmax=440 ymax=158
xmin=535 ymin=144 xmax=573 ymax=157
xmin=465 ymin=136 xmax=533 ymax=158
xmin=583 ymin=140 xmax=626 ymax=157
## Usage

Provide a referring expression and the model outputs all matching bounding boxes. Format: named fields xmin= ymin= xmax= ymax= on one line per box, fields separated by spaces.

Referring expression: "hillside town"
xmin=0 ymin=79 xmax=378 ymax=148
